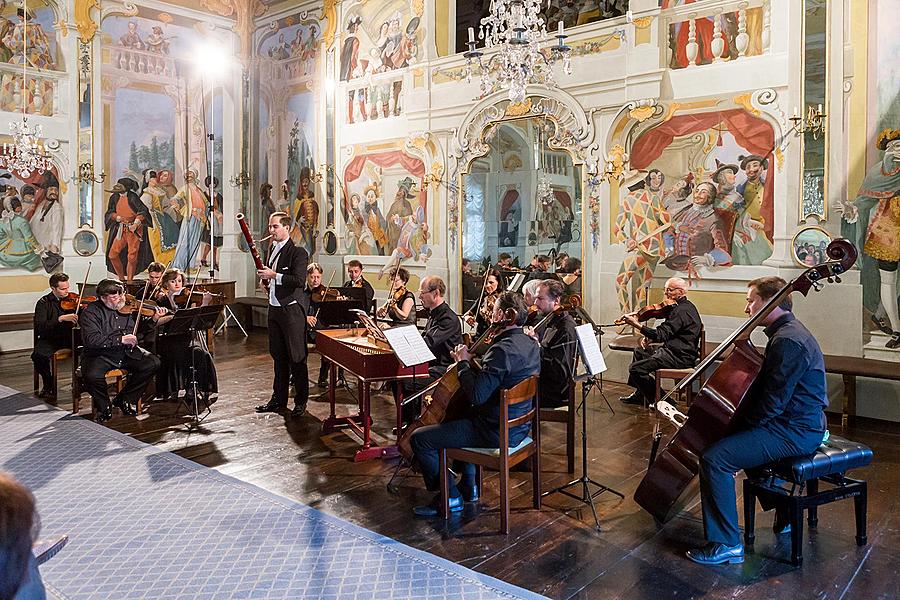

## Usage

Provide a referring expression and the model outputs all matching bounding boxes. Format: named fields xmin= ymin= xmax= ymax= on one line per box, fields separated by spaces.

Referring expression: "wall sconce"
xmin=423 ymin=172 xmax=442 ymax=189
xmin=76 ymin=162 xmax=106 ymax=183
xmin=229 ymin=171 xmax=251 ymax=188
xmin=789 ymin=104 xmax=827 ymax=140
xmin=309 ymin=166 xmax=325 ymax=184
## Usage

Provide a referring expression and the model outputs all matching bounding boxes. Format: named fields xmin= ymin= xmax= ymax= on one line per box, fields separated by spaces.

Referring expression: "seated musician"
xmin=343 ymin=259 xmax=375 ymax=314
xmin=409 ymin=291 xmax=540 ymax=517
xmin=524 ymin=254 xmax=550 ymax=281
xmin=687 ymin=276 xmax=829 ymax=565
xmin=461 ymin=258 xmax=481 ymax=308
xmin=526 ymin=280 xmax=577 ymax=408
xmin=619 ymin=277 xmax=701 ymax=406
xmin=560 ymin=257 xmax=582 ymax=298
xmin=465 ymin=268 xmax=502 ymax=337
xmin=80 ymin=278 xmax=165 ymax=422
xmin=147 ymin=261 xmax=165 ymax=295
xmin=377 ymin=267 xmax=416 ymax=327
xmin=399 ymin=276 xmax=463 ymax=423
xmin=303 ymin=262 xmax=331 ymax=387
xmin=521 ymin=279 xmax=543 ymax=327
xmin=32 ymin=272 xmax=78 ymax=399
xmin=153 ymin=269 xmax=217 ymax=408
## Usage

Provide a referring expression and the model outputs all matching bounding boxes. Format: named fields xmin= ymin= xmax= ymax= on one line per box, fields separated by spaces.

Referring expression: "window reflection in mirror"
xmin=461 ymin=117 xmax=582 ymax=313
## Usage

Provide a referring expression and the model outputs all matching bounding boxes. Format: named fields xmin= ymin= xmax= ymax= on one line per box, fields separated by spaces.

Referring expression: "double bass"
xmin=634 ymin=239 xmax=857 ymax=523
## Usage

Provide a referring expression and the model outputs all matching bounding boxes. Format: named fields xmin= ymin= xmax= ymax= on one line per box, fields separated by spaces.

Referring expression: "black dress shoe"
xmin=112 ymin=398 xmax=137 ymax=416
xmin=773 ymin=509 xmax=792 ymax=535
xmin=619 ymin=391 xmax=645 ymax=405
xmin=96 ymin=409 xmax=113 ymax=423
xmin=255 ymin=400 xmax=286 ymax=413
xmin=290 ymin=403 xmax=307 ymax=417
xmin=317 ymin=378 xmax=328 ymax=388
xmin=413 ymin=495 xmax=463 ymax=517
xmin=37 ymin=388 xmax=55 ymax=399
xmin=685 ymin=542 xmax=744 ymax=565
xmin=459 ymin=482 xmax=479 ymax=503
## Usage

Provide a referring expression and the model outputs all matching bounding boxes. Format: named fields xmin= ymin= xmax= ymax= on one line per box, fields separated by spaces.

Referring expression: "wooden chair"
xmin=31 ymin=321 xmax=72 ymax=399
xmin=439 ymin=375 xmax=541 ymax=534
xmin=70 ymin=328 xmax=129 ymax=420
xmin=539 ymin=381 xmax=575 ymax=474
xmin=654 ymin=325 xmax=706 ymax=407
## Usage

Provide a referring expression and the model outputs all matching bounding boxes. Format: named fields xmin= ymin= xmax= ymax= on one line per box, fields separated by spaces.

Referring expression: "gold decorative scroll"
xmin=74 ymin=0 xmax=100 ymax=42
xmin=320 ymin=0 xmax=338 ymax=49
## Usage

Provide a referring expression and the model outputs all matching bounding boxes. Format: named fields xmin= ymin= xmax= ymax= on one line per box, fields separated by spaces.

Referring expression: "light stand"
xmin=206 ymin=75 xmax=216 ymax=280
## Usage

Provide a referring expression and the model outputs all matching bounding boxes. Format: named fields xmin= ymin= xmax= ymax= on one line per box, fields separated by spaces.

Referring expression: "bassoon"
xmin=236 ymin=213 xmax=270 ymax=293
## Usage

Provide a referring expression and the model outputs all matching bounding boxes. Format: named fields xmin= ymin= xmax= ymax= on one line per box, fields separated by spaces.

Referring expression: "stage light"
xmin=193 ymin=39 xmax=230 ymax=80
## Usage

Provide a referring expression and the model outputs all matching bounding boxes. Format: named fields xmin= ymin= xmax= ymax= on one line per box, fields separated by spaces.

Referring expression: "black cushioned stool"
xmin=743 ymin=436 xmax=873 ymax=566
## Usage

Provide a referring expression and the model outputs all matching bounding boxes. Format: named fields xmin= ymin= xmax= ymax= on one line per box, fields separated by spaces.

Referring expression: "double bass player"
xmin=687 ymin=276 xmax=830 ymax=565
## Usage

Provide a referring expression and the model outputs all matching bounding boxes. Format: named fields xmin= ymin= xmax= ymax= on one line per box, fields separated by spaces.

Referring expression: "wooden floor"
xmin=3 ymin=329 xmax=898 ymax=599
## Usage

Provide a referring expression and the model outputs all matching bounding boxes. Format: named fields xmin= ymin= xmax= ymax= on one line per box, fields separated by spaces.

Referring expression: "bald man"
xmin=620 ymin=277 xmax=702 ymax=405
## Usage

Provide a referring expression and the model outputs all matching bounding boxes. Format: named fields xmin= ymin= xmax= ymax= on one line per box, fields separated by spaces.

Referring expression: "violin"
xmin=613 ymin=298 xmax=676 ymax=326
xmin=311 ymin=285 xmax=344 ymax=303
xmin=118 ymin=294 xmax=171 ymax=317
xmin=60 ymin=292 xmax=97 ymax=312
xmin=377 ymin=285 xmax=408 ymax=318
xmin=170 ymin=287 xmax=223 ymax=308
xmin=524 ymin=304 xmax=540 ymax=327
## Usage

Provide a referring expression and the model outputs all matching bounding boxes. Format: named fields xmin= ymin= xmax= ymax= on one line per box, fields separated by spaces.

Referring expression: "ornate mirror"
xmin=73 ymin=228 xmax=100 ymax=256
xmin=457 ymin=94 xmax=592 ymax=314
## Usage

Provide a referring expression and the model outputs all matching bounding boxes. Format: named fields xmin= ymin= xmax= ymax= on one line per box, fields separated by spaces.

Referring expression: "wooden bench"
xmin=610 ymin=335 xmax=900 ymax=425
xmin=822 ymin=355 xmax=900 ymax=427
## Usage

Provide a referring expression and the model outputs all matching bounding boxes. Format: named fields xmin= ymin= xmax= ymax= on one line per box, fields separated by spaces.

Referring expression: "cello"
xmin=633 ymin=239 xmax=857 ymax=523
xmin=396 ymin=306 xmax=519 ymax=463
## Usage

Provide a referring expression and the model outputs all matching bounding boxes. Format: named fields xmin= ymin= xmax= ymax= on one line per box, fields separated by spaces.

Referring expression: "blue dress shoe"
xmin=686 ymin=542 xmax=744 ymax=565
xmin=459 ymin=482 xmax=479 ymax=503
xmin=413 ymin=495 xmax=464 ymax=517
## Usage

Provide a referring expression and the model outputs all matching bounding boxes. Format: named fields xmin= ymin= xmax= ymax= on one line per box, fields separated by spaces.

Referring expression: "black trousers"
xmin=268 ymin=303 xmax=308 ymax=407
xmin=31 ymin=339 xmax=68 ymax=389
xmin=82 ymin=349 xmax=160 ymax=413
xmin=627 ymin=346 xmax=690 ymax=401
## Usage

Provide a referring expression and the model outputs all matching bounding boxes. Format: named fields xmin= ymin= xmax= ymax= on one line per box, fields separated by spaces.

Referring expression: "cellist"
xmin=409 ymin=291 xmax=539 ymax=518
xmin=687 ymin=276 xmax=829 ymax=565
xmin=619 ymin=276 xmax=702 ymax=406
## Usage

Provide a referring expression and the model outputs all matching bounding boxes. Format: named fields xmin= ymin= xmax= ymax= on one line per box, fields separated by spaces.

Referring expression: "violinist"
xmin=688 ymin=276 xmax=829 ymax=565
xmin=303 ymin=263 xmax=331 ymax=387
xmin=343 ymin=259 xmax=375 ymax=314
xmin=153 ymin=269 xmax=218 ymax=407
xmin=377 ymin=267 xmax=416 ymax=327
xmin=31 ymin=273 xmax=78 ymax=398
xmin=619 ymin=277 xmax=701 ymax=406
xmin=409 ymin=291 xmax=540 ymax=517
xmin=521 ymin=279 xmax=543 ymax=327
xmin=146 ymin=262 xmax=165 ymax=297
xmin=80 ymin=278 xmax=165 ymax=422
xmin=526 ymin=280 xmax=577 ymax=408
xmin=466 ymin=268 xmax=502 ymax=337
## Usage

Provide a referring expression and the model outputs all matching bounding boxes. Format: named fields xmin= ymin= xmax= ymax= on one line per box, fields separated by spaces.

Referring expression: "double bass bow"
xmin=633 ymin=239 xmax=857 ymax=524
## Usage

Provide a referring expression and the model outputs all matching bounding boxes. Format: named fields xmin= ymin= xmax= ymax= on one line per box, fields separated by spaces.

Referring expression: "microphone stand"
xmin=541 ymin=308 xmax=623 ymax=532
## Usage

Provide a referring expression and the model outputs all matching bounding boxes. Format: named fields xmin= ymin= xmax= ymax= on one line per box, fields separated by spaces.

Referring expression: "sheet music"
xmin=381 ymin=325 xmax=436 ymax=368
xmin=350 ymin=309 xmax=387 ymax=342
xmin=575 ymin=323 xmax=607 ymax=376
xmin=508 ymin=273 xmax=525 ymax=293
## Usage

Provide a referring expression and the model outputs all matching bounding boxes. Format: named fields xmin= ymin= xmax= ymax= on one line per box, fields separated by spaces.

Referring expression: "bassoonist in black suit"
xmin=255 ymin=212 xmax=310 ymax=417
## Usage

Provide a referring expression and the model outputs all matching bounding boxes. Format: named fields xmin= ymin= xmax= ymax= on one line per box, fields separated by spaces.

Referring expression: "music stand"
xmin=161 ymin=305 xmax=223 ymax=429
xmin=542 ymin=323 xmax=624 ymax=531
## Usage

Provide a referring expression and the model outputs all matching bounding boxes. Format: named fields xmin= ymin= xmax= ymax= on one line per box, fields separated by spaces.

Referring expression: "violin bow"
xmin=382 ymin=255 xmax=402 ymax=315
xmin=74 ymin=262 xmax=91 ymax=316
xmin=132 ymin=280 xmax=152 ymax=336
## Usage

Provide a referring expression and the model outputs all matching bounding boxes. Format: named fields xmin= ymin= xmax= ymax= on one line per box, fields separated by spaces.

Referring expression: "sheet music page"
xmin=508 ymin=273 xmax=525 ymax=293
xmin=381 ymin=325 xmax=436 ymax=368
xmin=575 ymin=323 xmax=607 ymax=376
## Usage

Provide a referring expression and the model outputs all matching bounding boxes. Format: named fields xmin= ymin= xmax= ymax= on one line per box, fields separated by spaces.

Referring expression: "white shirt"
xmin=267 ymin=239 xmax=288 ymax=307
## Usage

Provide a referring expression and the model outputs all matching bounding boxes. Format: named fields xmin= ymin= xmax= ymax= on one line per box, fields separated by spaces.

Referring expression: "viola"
xmin=60 ymin=292 xmax=96 ymax=312
xmin=633 ymin=239 xmax=857 ymax=524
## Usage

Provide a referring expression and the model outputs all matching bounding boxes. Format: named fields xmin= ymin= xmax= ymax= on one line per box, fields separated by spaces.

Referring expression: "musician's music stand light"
xmin=542 ymin=323 xmax=624 ymax=532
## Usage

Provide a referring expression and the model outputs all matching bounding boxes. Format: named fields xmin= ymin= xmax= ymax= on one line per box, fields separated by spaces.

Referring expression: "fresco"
xmin=258 ymin=18 xmax=319 ymax=79
xmin=614 ymin=108 xmax=776 ymax=313
xmin=339 ymin=1 xmax=423 ymax=123
xmin=0 ymin=0 xmax=61 ymax=115
xmin=342 ymin=146 xmax=429 ymax=270
xmin=0 ymin=167 xmax=63 ymax=272
xmin=101 ymin=10 xmax=231 ymax=278
xmin=662 ymin=0 xmax=764 ymax=68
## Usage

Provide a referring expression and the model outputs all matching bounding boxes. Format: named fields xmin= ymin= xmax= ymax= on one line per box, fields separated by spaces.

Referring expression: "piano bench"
xmin=743 ymin=436 xmax=873 ymax=566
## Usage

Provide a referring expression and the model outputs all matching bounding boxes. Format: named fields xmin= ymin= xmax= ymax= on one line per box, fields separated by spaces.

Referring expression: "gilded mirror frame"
xmin=452 ymin=87 xmax=599 ymax=313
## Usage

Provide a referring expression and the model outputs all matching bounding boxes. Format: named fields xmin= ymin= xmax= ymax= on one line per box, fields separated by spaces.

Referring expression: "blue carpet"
xmin=0 ymin=386 xmax=546 ymax=600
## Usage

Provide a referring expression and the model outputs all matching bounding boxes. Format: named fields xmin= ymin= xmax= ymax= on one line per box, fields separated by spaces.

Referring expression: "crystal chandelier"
xmin=464 ymin=0 xmax=572 ymax=103
xmin=0 ymin=0 xmax=51 ymax=177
